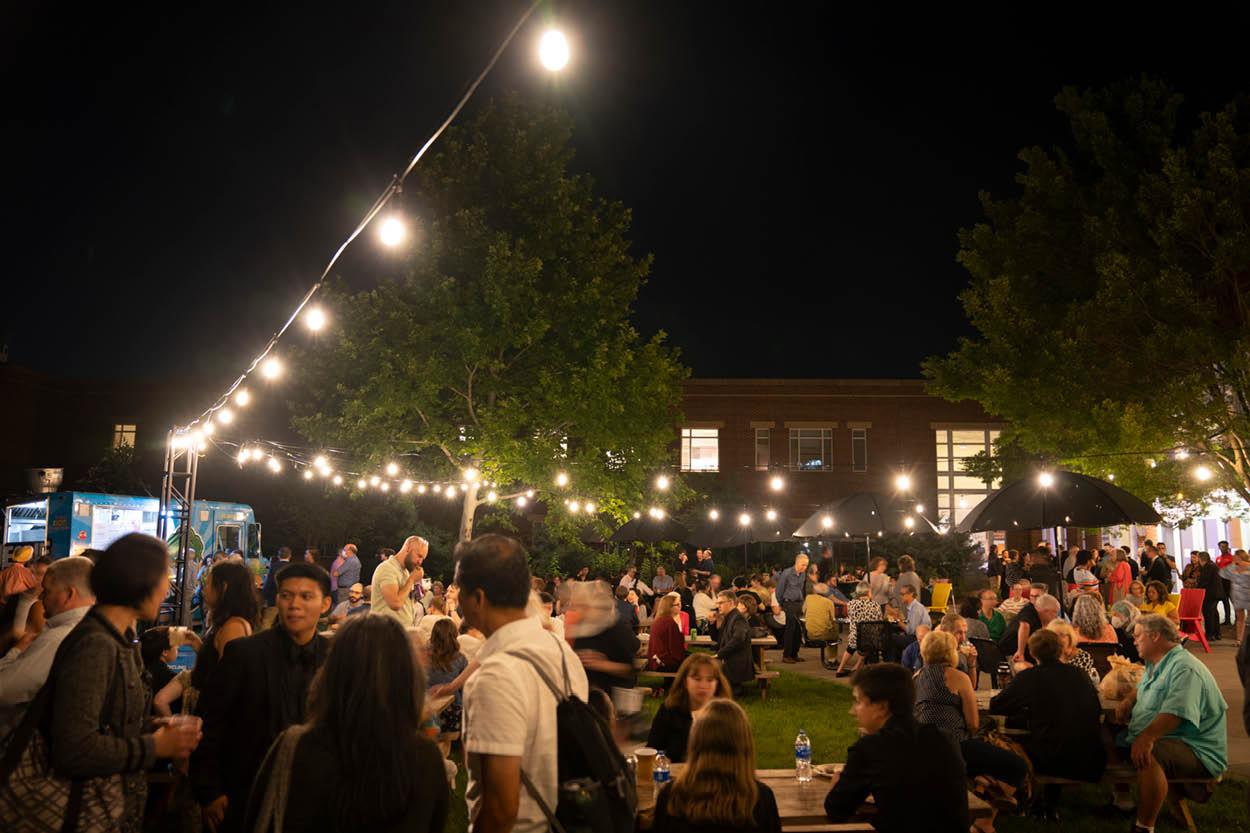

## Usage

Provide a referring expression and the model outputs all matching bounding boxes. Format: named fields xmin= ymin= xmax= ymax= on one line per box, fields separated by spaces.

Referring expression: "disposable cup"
xmin=634 ymin=747 xmax=656 ymax=782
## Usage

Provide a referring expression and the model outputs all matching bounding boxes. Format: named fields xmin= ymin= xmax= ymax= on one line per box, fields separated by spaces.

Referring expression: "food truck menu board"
xmin=91 ymin=506 xmax=153 ymax=550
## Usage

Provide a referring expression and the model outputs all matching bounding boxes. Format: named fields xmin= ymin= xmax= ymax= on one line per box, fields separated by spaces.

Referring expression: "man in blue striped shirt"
xmin=775 ymin=553 xmax=809 ymax=663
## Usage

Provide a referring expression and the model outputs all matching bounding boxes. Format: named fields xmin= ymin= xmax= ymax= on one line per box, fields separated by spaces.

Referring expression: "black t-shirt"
xmin=574 ymin=620 xmax=640 ymax=693
xmin=1146 ymin=556 xmax=1172 ymax=585
xmin=998 ymin=603 xmax=1042 ymax=657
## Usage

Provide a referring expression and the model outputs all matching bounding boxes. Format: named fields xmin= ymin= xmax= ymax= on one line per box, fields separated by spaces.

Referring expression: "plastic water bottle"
xmin=653 ymin=750 xmax=671 ymax=788
xmin=795 ymin=729 xmax=812 ymax=783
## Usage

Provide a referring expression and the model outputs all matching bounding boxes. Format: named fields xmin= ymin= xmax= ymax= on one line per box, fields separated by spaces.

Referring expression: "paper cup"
xmin=634 ymin=747 xmax=656 ymax=782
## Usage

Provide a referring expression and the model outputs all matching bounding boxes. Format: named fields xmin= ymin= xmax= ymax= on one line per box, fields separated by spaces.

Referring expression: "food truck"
xmin=3 ymin=491 xmax=260 ymax=565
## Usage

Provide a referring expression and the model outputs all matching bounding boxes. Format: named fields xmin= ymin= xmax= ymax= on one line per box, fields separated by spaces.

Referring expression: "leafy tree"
xmin=292 ymin=96 xmax=688 ymax=541
xmin=76 ymin=444 xmax=150 ymax=496
xmin=925 ymin=78 xmax=1250 ymax=516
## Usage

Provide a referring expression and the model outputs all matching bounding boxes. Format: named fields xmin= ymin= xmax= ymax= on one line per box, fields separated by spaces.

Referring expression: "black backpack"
xmin=507 ymin=636 xmax=637 ymax=833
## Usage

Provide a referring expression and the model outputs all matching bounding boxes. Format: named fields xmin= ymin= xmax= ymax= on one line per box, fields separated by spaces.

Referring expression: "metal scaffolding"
xmin=158 ymin=431 xmax=199 ymax=626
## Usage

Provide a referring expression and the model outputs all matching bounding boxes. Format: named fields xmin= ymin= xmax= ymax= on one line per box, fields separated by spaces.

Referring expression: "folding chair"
xmin=1177 ymin=588 xmax=1210 ymax=653
xmin=855 ymin=621 xmax=890 ymax=666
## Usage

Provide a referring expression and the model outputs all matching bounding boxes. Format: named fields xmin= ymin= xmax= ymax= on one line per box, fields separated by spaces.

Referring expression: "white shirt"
xmin=464 ymin=615 xmax=589 ymax=833
xmin=458 ymin=633 xmax=484 ymax=663
xmin=692 ymin=592 xmax=715 ymax=621
xmin=0 ymin=605 xmax=90 ymax=708
xmin=415 ymin=613 xmax=450 ymax=642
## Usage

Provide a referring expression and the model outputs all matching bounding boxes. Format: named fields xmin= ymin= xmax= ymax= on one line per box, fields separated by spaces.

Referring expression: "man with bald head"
xmin=370 ymin=535 xmax=428 ymax=625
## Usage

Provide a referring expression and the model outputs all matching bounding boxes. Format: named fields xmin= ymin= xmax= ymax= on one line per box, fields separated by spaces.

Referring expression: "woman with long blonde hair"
xmin=652 ymin=698 xmax=781 ymax=833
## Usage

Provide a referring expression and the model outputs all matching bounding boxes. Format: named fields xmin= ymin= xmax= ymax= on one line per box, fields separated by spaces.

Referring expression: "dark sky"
xmin=6 ymin=2 xmax=1249 ymax=385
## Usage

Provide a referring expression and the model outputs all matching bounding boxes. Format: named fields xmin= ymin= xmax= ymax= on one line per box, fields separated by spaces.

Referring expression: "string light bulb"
xmin=1038 ymin=471 xmax=1055 ymax=488
xmin=202 ymin=421 xmax=215 ymax=436
xmin=915 ymin=504 xmax=925 ymax=514
xmin=904 ymin=516 xmax=916 ymax=529
xmin=525 ymin=489 xmax=535 ymax=498
xmin=217 ymin=407 xmax=234 ymax=425
xmin=1194 ymin=465 xmax=1213 ymax=482
xmin=894 ymin=474 xmax=912 ymax=492
xmin=584 ymin=501 xmax=594 ymax=513
xmin=386 ymin=462 xmax=399 ymax=476
xmin=236 ymin=449 xmax=248 ymax=465
xmin=303 ymin=469 xmax=314 ymax=480
xmin=655 ymin=475 xmax=670 ymax=491
xmin=251 ymin=447 xmax=267 ymax=461
xmin=304 ymin=306 xmax=327 ymax=331
xmin=267 ymin=457 xmax=282 ymax=473
xmin=738 ymin=512 xmax=751 ymax=526
xmin=708 ymin=509 xmax=720 ymax=521
xmin=769 ymin=475 xmax=784 ymax=491
xmin=378 ymin=215 xmax=406 ymax=247
xmin=555 ymin=472 xmax=569 ymax=488
xmin=416 ymin=483 xmax=427 ymax=494
xmin=380 ymin=481 xmax=390 ymax=492
xmin=369 ymin=475 xmax=381 ymax=487
xmin=821 ymin=515 xmax=834 ymax=529
xmin=538 ymin=29 xmax=570 ymax=71
xmin=765 ymin=509 xmax=778 ymax=521
xmin=400 ymin=480 xmax=412 ymax=493
xmin=1174 ymin=449 xmax=1190 ymax=460
xmin=633 ymin=512 xmax=641 ymax=519
xmin=446 ymin=487 xmax=458 ymax=500
xmin=568 ymin=500 xmax=580 ymax=513
xmin=357 ymin=478 xmax=367 ymax=489
xmin=463 ymin=467 xmax=479 ymax=482
xmin=516 ymin=495 xmax=528 ymax=508
xmin=313 ymin=455 xmax=329 ymax=469
xmin=234 ymin=389 xmax=251 ymax=407
xmin=332 ymin=474 xmax=343 ymax=485
xmin=261 ymin=357 xmax=282 ymax=380
xmin=487 ymin=490 xmax=498 ymax=503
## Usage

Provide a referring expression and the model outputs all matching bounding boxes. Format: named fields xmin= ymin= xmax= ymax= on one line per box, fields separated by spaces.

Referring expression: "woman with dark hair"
xmin=2 ymin=534 xmax=201 ymax=832
xmin=243 ymin=614 xmax=449 ymax=833
xmin=652 ymin=698 xmax=781 ymax=833
xmin=645 ymin=653 xmax=732 ymax=763
xmin=186 ymin=560 xmax=257 ymax=713
xmin=425 ymin=617 xmax=469 ymax=732
xmin=736 ymin=593 xmax=772 ymax=640
xmin=1139 ymin=579 xmax=1179 ymax=624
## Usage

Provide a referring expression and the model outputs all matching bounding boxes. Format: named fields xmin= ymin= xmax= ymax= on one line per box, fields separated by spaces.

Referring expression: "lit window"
xmin=851 ymin=428 xmax=867 ymax=473
xmin=112 ymin=424 xmax=136 ymax=449
xmin=933 ymin=427 xmax=999 ymax=526
xmin=680 ymin=428 xmax=719 ymax=472
xmin=789 ymin=429 xmax=832 ymax=471
xmin=754 ymin=429 xmax=770 ymax=471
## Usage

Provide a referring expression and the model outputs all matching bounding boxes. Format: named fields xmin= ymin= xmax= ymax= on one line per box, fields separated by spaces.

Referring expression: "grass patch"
xmin=442 ymin=670 xmax=1247 ymax=833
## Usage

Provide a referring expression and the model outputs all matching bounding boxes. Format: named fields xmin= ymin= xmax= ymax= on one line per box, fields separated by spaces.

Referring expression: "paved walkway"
xmin=778 ymin=633 xmax=1249 ymax=778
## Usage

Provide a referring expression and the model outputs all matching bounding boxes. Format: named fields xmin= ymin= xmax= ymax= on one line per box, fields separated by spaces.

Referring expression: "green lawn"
xmin=442 ymin=670 xmax=1248 ymax=832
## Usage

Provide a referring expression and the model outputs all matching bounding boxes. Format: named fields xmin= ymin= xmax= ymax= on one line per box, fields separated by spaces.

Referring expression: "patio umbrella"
xmin=954 ymin=471 xmax=1161 ymax=533
xmin=792 ymin=492 xmax=903 ymax=538
xmin=688 ymin=518 xmax=795 ymax=548
xmin=608 ymin=515 xmax=690 ymax=544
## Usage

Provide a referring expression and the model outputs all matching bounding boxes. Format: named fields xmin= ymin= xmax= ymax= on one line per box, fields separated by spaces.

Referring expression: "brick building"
xmin=677 ymin=378 xmax=1004 ymax=533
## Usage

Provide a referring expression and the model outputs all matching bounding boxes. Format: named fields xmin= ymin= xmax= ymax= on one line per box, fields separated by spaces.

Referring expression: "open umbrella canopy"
xmin=954 ymin=471 xmax=1161 ymax=533
xmin=608 ymin=515 xmax=690 ymax=544
xmin=792 ymin=492 xmax=903 ymax=538
xmin=688 ymin=517 xmax=795 ymax=547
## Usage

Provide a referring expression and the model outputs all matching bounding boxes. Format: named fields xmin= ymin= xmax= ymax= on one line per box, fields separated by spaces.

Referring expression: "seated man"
xmin=1115 ymin=614 xmax=1228 ymax=833
xmin=889 ymin=584 xmax=931 ymax=662
xmin=996 ymin=578 xmax=1033 ymax=622
xmin=903 ymin=613 xmax=975 ymax=677
xmin=802 ymin=584 xmax=839 ymax=643
xmin=998 ymin=590 xmax=1059 ymax=666
xmin=825 ymin=663 xmax=970 ymax=832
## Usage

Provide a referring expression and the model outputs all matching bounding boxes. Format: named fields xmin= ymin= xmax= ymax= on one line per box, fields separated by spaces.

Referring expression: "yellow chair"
xmin=1169 ymin=593 xmax=1181 ymax=608
xmin=928 ymin=581 xmax=953 ymax=614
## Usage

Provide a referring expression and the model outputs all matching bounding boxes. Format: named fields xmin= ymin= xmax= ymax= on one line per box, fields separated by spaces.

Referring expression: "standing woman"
xmin=184 ymin=560 xmax=258 ymax=713
xmin=651 ymin=698 xmax=782 ymax=833
xmin=243 ymin=615 xmax=449 ymax=833
xmin=867 ymin=557 xmax=891 ymax=609
xmin=2 ymin=534 xmax=201 ymax=832
xmin=1106 ymin=548 xmax=1132 ymax=605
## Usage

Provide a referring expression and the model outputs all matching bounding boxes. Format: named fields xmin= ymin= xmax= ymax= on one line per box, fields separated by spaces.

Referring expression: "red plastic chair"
xmin=1178 ymin=588 xmax=1210 ymax=653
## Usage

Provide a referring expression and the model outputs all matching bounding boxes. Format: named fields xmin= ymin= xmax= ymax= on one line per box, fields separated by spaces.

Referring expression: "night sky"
xmin=6 ymin=3 xmax=1249 ymax=385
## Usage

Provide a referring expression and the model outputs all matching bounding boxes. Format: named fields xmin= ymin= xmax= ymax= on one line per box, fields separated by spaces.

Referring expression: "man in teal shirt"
xmin=1114 ymin=614 xmax=1227 ymax=833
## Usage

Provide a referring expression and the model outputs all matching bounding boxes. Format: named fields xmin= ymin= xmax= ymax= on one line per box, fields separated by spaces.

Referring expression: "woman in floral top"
xmin=833 ymin=582 xmax=882 ymax=678
xmin=1045 ymin=620 xmax=1099 ymax=685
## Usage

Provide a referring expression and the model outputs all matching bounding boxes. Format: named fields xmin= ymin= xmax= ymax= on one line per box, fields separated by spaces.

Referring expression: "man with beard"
xmin=370 ymin=535 xmax=428 ymax=626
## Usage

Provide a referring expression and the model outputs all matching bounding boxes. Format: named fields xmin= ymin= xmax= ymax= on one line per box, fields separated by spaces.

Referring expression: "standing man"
xmin=775 ymin=553 xmax=809 ymax=663
xmin=1216 ymin=541 xmax=1235 ymax=630
xmin=816 ymin=545 xmax=836 ymax=584
xmin=370 ymin=536 xmax=427 ymax=625
xmin=458 ymin=534 xmax=588 ymax=833
xmin=193 ymin=562 xmax=332 ymax=833
xmin=332 ymin=543 xmax=361 ymax=604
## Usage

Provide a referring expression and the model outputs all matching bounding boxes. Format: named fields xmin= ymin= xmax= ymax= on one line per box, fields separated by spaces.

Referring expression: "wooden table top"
xmin=638 ymin=633 xmax=775 ymax=646
xmin=635 ymin=765 xmax=991 ymax=825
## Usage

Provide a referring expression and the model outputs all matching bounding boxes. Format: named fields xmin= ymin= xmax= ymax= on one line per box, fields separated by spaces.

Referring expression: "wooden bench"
xmin=1034 ymin=765 xmax=1218 ymax=832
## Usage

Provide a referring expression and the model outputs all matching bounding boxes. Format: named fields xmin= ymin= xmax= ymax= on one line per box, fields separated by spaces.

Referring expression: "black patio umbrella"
xmin=688 ymin=517 xmax=795 ymax=548
xmin=608 ymin=515 xmax=690 ymax=544
xmin=792 ymin=492 xmax=903 ymax=538
xmin=954 ymin=471 xmax=1161 ymax=533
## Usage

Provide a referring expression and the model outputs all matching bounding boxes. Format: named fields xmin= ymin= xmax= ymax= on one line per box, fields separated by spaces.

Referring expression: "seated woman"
xmin=1072 ymin=594 xmax=1118 ymax=643
xmin=645 ymin=653 xmax=732 ymax=763
xmin=651 ymin=698 xmax=781 ymax=833
xmin=913 ymin=631 xmax=1028 ymax=831
xmin=1108 ymin=600 xmax=1142 ymax=663
xmin=1138 ymin=579 xmax=1179 ymax=624
xmin=736 ymin=593 xmax=772 ymax=640
xmin=834 ymin=582 xmax=883 ymax=678
xmin=646 ymin=593 xmax=687 ymax=672
xmin=989 ymin=629 xmax=1106 ymax=820
xmin=1125 ymin=580 xmax=1146 ymax=609
xmin=959 ymin=595 xmax=991 ymax=640
xmin=691 ymin=580 xmax=715 ymax=625
xmin=1045 ymin=620 xmax=1099 ymax=685
xmin=826 ymin=663 xmax=970 ymax=832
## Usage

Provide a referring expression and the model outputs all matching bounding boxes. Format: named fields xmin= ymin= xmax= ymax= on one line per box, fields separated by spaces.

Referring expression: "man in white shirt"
xmin=0 ymin=556 xmax=94 ymax=709
xmin=370 ymin=535 xmax=426 ymax=625
xmin=459 ymin=534 xmax=588 ymax=833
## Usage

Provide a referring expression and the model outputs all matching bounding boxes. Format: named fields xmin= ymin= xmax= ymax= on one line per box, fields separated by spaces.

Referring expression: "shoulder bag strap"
xmin=518 ymin=768 xmax=567 ymax=833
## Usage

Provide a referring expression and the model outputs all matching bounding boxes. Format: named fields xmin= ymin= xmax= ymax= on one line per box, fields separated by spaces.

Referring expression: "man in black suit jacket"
xmin=825 ymin=663 xmax=969 ymax=833
xmin=710 ymin=590 xmax=753 ymax=696
xmin=192 ymin=562 xmax=333 ymax=833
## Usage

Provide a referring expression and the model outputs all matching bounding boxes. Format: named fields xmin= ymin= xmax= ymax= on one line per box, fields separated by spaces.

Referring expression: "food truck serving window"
xmin=217 ymin=524 xmax=241 ymax=554
xmin=5 ymin=501 xmax=48 ymax=544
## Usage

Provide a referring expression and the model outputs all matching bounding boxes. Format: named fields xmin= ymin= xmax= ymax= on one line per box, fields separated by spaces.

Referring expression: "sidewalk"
xmin=782 ymin=634 xmax=1249 ymax=778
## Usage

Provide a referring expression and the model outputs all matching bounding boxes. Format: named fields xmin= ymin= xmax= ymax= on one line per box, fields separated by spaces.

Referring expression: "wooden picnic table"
xmin=635 ymin=764 xmax=992 ymax=827
xmin=637 ymin=633 xmax=777 ymax=646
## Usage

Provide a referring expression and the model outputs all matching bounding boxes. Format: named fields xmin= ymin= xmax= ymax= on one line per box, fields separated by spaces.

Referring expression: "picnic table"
xmin=637 ymin=633 xmax=777 ymax=647
xmin=635 ymin=764 xmax=992 ymax=827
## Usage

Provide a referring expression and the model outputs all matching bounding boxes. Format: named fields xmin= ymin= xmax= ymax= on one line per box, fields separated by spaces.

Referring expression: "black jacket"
xmin=191 ymin=626 xmax=329 ymax=833
xmin=1198 ymin=562 xmax=1226 ymax=601
xmin=988 ymin=661 xmax=1106 ymax=781
xmin=714 ymin=609 xmax=754 ymax=686
xmin=645 ymin=703 xmax=693 ymax=763
xmin=825 ymin=715 xmax=969 ymax=833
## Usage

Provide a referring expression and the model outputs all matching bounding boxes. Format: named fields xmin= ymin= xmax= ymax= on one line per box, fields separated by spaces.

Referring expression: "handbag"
xmin=249 ymin=725 xmax=309 ymax=833
xmin=0 ymin=653 xmax=125 ymax=833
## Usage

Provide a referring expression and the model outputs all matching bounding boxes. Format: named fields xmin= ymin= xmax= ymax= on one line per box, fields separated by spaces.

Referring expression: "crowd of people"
xmin=0 ymin=534 xmax=1244 ymax=833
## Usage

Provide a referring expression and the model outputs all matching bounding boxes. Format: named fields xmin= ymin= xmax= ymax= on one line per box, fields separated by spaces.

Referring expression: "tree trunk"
xmin=459 ymin=483 xmax=481 ymax=543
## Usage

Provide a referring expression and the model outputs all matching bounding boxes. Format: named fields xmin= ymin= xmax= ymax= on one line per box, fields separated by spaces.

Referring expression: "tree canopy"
xmin=925 ymin=78 xmax=1250 ymax=517
xmin=292 ymin=96 xmax=688 ymax=541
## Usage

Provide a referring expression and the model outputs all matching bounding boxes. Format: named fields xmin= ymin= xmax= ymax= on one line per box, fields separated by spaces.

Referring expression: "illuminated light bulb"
xmin=331 ymin=474 xmax=342 ymax=486
xmin=303 ymin=469 xmax=314 ymax=480
xmin=386 ymin=462 xmax=399 ymax=477
xmin=877 ymin=531 xmax=883 ymax=537
xmin=463 ymin=467 xmax=479 ymax=482
xmin=769 ymin=475 xmax=784 ymax=491
xmin=446 ymin=487 xmax=458 ymax=500
xmin=251 ymin=447 xmax=267 ymax=461
xmin=766 ymin=509 xmax=778 ymax=521
xmin=304 ymin=306 xmax=326 ymax=331
xmin=1038 ymin=472 xmax=1055 ymax=488
xmin=432 ymin=485 xmax=442 ymax=495
xmin=400 ymin=480 xmax=412 ymax=493
xmin=217 ymin=408 xmax=234 ymax=425
xmin=487 ymin=490 xmax=498 ymax=503
xmin=202 ymin=421 xmax=215 ymax=436
xmin=555 ymin=472 xmax=569 ymax=488
xmin=1147 ymin=459 xmax=1157 ymax=468
xmin=708 ymin=509 xmax=720 ymax=521
xmin=313 ymin=455 xmax=329 ymax=469
xmin=369 ymin=475 xmax=381 ymax=487
xmin=378 ymin=215 xmax=406 ymax=247
xmin=267 ymin=457 xmax=282 ymax=473
xmin=525 ymin=489 xmax=535 ymax=498
xmin=417 ymin=483 xmax=427 ymax=494
xmin=904 ymin=516 xmax=916 ymax=529
xmin=655 ymin=475 xmax=670 ymax=491
xmin=380 ymin=482 xmax=390 ymax=492
xmin=459 ymin=483 xmax=468 ymax=492
xmin=583 ymin=501 xmax=594 ymax=513
xmin=1194 ymin=465 xmax=1213 ymax=482
xmin=894 ymin=474 xmax=912 ymax=492
xmin=236 ymin=449 xmax=248 ymax=465
xmin=1107 ymin=473 xmax=1115 ymax=481
xmin=538 ymin=29 xmax=570 ymax=71
xmin=1174 ymin=449 xmax=1190 ymax=460
xmin=915 ymin=504 xmax=925 ymax=514
xmin=738 ymin=512 xmax=751 ymax=526
xmin=821 ymin=515 xmax=834 ymax=529
xmin=652 ymin=507 xmax=665 ymax=519
xmin=633 ymin=511 xmax=641 ymax=519
xmin=1176 ymin=492 xmax=1184 ymax=500
xmin=568 ymin=501 xmax=580 ymax=513
xmin=357 ymin=478 xmax=367 ymax=489
xmin=516 ymin=495 xmax=528 ymax=508
xmin=260 ymin=356 xmax=282 ymax=380
xmin=318 ymin=466 xmax=331 ymax=478
xmin=234 ymin=389 xmax=251 ymax=407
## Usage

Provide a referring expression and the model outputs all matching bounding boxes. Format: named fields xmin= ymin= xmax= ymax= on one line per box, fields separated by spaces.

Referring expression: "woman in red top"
xmin=1106 ymin=548 xmax=1132 ymax=604
xmin=647 ymin=593 xmax=687 ymax=671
